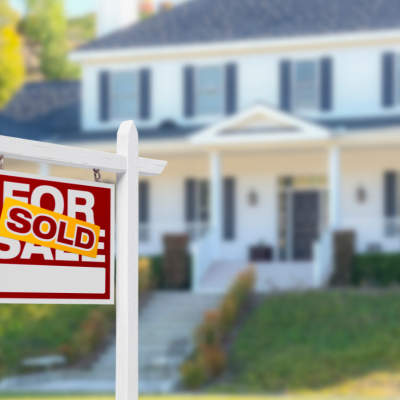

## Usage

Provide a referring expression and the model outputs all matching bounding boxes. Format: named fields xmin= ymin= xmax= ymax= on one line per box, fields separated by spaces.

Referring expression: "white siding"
xmin=81 ymin=42 xmax=400 ymax=132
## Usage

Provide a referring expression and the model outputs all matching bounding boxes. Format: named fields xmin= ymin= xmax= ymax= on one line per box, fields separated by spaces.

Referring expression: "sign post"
xmin=0 ymin=120 xmax=166 ymax=398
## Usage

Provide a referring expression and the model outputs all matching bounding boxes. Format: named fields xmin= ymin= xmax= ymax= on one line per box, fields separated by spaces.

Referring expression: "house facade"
xmin=3 ymin=0 xmax=400 ymax=292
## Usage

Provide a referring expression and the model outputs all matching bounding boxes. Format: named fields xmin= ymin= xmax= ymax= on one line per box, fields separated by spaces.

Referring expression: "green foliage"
xmin=22 ymin=0 xmax=79 ymax=80
xmin=67 ymin=13 xmax=96 ymax=44
xmin=214 ymin=290 xmax=400 ymax=392
xmin=352 ymin=253 xmax=400 ymax=286
xmin=0 ymin=303 xmax=115 ymax=376
xmin=0 ymin=0 xmax=24 ymax=108
xmin=182 ymin=267 xmax=255 ymax=389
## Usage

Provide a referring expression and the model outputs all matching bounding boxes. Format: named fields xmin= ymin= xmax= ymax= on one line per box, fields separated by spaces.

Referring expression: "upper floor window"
xmin=292 ymin=60 xmax=319 ymax=111
xmin=110 ymin=71 xmax=138 ymax=120
xmin=196 ymin=66 xmax=224 ymax=116
xmin=99 ymin=69 xmax=151 ymax=122
xmin=280 ymin=58 xmax=332 ymax=112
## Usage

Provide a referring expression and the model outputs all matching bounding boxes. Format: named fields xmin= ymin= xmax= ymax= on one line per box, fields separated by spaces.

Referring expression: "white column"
xmin=210 ymin=152 xmax=222 ymax=259
xmin=116 ymin=121 xmax=139 ymax=400
xmin=329 ymin=145 xmax=341 ymax=231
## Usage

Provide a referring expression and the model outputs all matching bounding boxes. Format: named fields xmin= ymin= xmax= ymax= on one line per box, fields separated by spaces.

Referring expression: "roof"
xmin=1 ymin=81 xmax=80 ymax=133
xmin=80 ymin=0 xmax=400 ymax=52
xmin=0 ymin=82 xmax=204 ymax=144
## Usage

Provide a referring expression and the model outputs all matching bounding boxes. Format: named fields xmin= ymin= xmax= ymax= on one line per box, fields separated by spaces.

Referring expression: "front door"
xmin=292 ymin=191 xmax=320 ymax=261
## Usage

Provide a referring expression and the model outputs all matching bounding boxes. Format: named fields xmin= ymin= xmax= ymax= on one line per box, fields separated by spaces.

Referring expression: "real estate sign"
xmin=0 ymin=170 xmax=115 ymax=304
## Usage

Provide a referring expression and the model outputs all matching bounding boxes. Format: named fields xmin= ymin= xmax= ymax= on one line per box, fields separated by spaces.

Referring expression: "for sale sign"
xmin=0 ymin=170 xmax=115 ymax=304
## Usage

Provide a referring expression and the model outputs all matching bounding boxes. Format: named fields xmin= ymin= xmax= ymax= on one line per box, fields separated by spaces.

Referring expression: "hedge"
xmin=351 ymin=253 xmax=400 ymax=286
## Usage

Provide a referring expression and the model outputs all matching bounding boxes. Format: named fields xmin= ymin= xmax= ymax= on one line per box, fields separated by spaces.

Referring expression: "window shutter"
xmin=382 ymin=53 xmax=395 ymax=108
xmin=183 ymin=66 xmax=195 ymax=117
xmin=99 ymin=71 xmax=110 ymax=121
xmin=280 ymin=60 xmax=291 ymax=111
xmin=226 ymin=63 xmax=237 ymax=115
xmin=223 ymin=178 xmax=235 ymax=240
xmin=384 ymin=171 xmax=397 ymax=218
xmin=321 ymin=57 xmax=333 ymax=111
xmin=139 ymin=181 xmax=149 ymax=223
xmin=139 ymin=69 xmax=151 ymax=120
xmin=185 ymin=179 xmax=196 ymax=222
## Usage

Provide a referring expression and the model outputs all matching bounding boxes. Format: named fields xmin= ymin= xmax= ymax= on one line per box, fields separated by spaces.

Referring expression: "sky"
xmin=10 ymin=0 xmax=182 ymax=17
xmin=10 ymin=0 xmax=97 ymax=16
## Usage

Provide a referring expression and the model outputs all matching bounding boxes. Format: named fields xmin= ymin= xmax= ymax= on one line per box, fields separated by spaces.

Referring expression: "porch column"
xmin=329 ymin=145 xmax=341 ymax=231
xmin=210 ymin=151 xmax=222 ymax=258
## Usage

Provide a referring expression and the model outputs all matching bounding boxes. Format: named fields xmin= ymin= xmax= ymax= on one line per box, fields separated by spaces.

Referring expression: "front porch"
xmin=138 ymin=105 xmax=400 ymax=293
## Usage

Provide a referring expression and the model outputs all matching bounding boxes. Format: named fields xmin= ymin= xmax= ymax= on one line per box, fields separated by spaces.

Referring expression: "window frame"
xmin=291 ymin=59 xmax=321 ymax=112
xmin=109 ymin=70 xmax=139 ymax=121
xmin=194 ymin=65 xmax=225 ymax=117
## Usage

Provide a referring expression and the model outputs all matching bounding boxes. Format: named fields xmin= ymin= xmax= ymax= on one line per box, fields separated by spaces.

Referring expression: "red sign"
xmin=0 ymin=170 xmax=115 ymax=304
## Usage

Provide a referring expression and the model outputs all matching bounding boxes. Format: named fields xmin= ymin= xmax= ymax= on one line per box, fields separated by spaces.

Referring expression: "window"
xmin=196 ymin=66 xmax=224 ymax=115
xmin=110 ymin=71 xmax=138 ymax=120
xmin=185 ymin=179 xmax=209 ymax=239
xmin=292 ymin=61 xmax=319 ymax=111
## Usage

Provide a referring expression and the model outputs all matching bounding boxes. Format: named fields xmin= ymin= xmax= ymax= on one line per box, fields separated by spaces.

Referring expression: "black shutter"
xmin=223 ymin=178 xmax=235 ymax=240
xmin=184 ymin=66 xmax=195 ymax=117
xmin=226 ymin=63 xmax=237 ymax=115
xmin=321 ymin=57 xmax=333 ymax=111
xmin=382 ymin=53 xmax=395 ymax=108
xmin=139 ymin=69 xmax=151 ymax=120
xmin=185 ymin=179 xmax=196 ymax=222
xmin=280 ymin=60 xmax=291 ymax=111
xmin=139 ymin=181 xmax=149 ymax=223
xmin=99 ymin=71 xmax=110 ymax=121
xmin=385 ymin=172 xmax=397 ymax=218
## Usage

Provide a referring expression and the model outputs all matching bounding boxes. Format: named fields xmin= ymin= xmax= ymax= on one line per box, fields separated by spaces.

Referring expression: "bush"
xmin=139 ymin=257 xmax=153 ymax=292
xmin=352 ymin=253 xmax=400 ymax=286
xmin=180 ymin=356 xmax=208 ymax=389
xmin=195 ymin=311 xmax=222 ymax=348
xmin=199 ymin=344 xmax=226 ymax=378
xmin=181 ymin=265 xmax=255 ymax=389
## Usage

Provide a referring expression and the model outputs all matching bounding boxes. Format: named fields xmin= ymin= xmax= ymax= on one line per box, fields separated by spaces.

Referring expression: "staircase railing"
xmin=190 ymin=228 xmax=217 ymax=292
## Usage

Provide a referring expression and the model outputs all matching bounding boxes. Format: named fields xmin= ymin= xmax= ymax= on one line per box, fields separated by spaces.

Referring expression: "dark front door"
xmin=292 ymin=191 xmax=319 ymax=261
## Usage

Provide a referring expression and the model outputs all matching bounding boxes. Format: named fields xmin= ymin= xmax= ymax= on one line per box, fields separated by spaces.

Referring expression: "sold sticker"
xmin=0 ymin=198 xmax=100 ymax=258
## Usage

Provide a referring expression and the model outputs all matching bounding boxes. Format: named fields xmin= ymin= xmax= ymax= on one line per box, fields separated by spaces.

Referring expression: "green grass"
xmin=213 ymin=290 xmax=400 ymax=393
xmin=0 ymin=303 xmax=115 ymax=377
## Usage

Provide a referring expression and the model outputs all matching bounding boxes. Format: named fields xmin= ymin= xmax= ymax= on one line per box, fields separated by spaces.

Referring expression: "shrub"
xmin=180 ymin=356 xmax=208 ymax=389
xmin=352 ymin=253 xmax=400 ymax=286
xmin=181 ymin=265 xmax=255 ymax=389
xmin=195 ymin=310 xmax=222 ymax=348
xmin=199 ymin=344 xmax=226 ymax=378
xmin=139 ymin=257 xmax=153 ymax=292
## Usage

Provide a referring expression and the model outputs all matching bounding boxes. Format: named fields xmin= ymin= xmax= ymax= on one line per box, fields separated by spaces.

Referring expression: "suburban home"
xmin=3 ymin=0 xmax=400 ymax=293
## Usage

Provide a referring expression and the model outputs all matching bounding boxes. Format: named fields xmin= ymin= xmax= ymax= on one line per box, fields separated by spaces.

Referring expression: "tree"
xmin=23 ymin=0 xmax=79 ymax=80
xmin=0 ymin=0 xmax=24 ymax=108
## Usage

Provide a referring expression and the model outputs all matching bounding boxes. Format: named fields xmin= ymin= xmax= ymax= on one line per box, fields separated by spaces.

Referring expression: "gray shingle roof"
xmin=0 ymin=82 xmax=204 ymax=144
xmin=79 ymin=0 xmax=400 ymax=52
xmin=1 ymin=81 xmax=80 ymax=133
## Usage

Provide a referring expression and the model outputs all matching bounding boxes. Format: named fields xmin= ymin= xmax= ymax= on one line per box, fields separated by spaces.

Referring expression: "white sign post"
xmin=0 ymin=120 xmax=167 ymax=399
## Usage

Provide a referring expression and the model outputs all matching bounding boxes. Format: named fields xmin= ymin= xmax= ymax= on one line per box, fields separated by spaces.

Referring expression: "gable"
xmin=190 ymin=104 xmax=330 ymax=145
xmin=222 ymin=112 xmax=297 ymax=135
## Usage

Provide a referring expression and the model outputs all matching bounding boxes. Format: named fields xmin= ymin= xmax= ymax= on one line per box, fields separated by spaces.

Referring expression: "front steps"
xmin=139 ymin=291 xmax=221 ymax=393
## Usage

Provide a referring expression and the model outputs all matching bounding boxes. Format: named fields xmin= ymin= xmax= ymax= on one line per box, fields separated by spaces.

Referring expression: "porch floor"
xmin=198 ymin=261 xmax=315 ymax=293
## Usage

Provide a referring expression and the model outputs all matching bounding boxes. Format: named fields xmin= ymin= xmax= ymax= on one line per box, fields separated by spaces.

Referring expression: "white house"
xmin=3 ymin=0 xmax=400 ymax=292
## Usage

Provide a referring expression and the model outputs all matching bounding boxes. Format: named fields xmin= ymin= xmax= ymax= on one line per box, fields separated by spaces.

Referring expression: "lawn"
xmin=212 ymin=290 xmax=400 ymax=396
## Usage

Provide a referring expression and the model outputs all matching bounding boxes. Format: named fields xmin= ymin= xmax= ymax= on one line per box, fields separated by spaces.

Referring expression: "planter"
xmin=249 ymin=245 xmax=273 ymax=261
